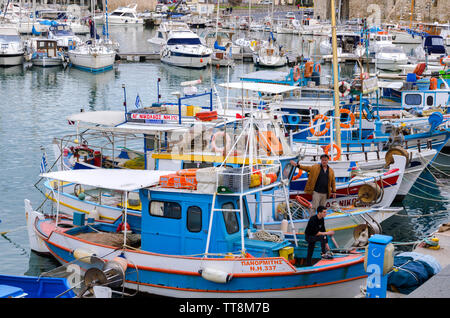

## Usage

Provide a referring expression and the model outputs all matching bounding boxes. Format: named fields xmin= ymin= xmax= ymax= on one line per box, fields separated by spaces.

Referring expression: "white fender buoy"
xmin=90 ymin=206 xmax=100 ymax=220
xmin=199 ymin=267 xmax=232 ymax=284
xmin=73 ymin=248 xmax=96 ymax=263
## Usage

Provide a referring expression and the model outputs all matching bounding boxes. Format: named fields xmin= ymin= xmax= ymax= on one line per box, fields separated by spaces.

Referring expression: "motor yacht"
xmin=0 ymin=25 xmax=24 ymax=66
xmin=94 ymin=4 xmax=143 ymax=25
xmin=147 ymin=21 xmax=190 ymax=53
xmin=160 ymin=29 xmax=212 ymax=68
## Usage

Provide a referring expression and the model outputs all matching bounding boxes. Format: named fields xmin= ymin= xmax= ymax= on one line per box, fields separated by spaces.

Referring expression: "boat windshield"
xmin=430 ymin=37 xmax=444 ymax=46
xmin=167 ymin=37 xmax=201 ymax=45
xmin=0 ymin=35 xmax=21 ymax=43
xmin=52 ymin=26 xmax=73 ymax=35
xmin=380 ymin=46 xmax=404 ymax=53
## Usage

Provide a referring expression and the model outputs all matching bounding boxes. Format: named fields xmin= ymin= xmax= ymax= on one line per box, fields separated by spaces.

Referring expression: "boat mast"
xmin=409 ymin=0 xmax=415 ymax=29
xmin=330 ymin=0 xmax=341 ymax=151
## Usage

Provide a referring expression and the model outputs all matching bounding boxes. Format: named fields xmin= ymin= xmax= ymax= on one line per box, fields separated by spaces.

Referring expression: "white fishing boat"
xmin=29 ymin=38 xmax=64 ymax=67
xmin=160 ymin=29 xmax=212 ymax=68
xmin=0 ymin=25 xmax=24 ymax=66
xmin=94 ymin=4 xmax=143 ymax=25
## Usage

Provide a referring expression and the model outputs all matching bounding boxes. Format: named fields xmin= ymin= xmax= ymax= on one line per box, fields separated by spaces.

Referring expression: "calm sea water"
xmin=0 ymin=25 xmax=448 ymax=277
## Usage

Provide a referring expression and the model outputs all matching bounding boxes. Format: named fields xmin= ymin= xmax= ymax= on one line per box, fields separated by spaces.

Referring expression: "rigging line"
xmin=417 ymin=154 xmax=450 ymax=180
xmin=402 ymin=174 xmax=448 ymax=190
xmin=409 ymin=182 xmax=450 ymax=200
xmin=405 ymin=190 xmax=450 ymax=203
xmin=427 ymin=160 xmax=450 ymax=168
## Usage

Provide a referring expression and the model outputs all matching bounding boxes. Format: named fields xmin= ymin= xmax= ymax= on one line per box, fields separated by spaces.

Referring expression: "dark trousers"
xmin=305 ymin=235 xmax=328 ymax=266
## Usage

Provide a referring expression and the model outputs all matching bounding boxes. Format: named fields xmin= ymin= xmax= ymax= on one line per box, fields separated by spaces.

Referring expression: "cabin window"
xmin=222 ymin=202 xmax=239 ymax=234
xmin=149 ymin=201 xmax=181 ymax=219
xmin=426 ymin=96 xmax=434 ymax=106
xmin=187 ymin=206 xmax=202 ymax=232
xmin=237 ymin=200 xmax=250 ymax=229
xmin=158 ymin=32 xmax=163 ymax=38
xmin=283 ymin=161 xmax=295 ymax=179
xmin=404 ymin=94 xmax=422 ymax=106
xmin=183 ymin=161 xmax=214 ymax=169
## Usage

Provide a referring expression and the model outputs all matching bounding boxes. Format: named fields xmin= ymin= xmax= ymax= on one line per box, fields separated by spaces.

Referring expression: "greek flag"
xmin=135 ymin=94 xmax=142 ymax=108
xmin=40 ymin=152 xmax=48 ymax=174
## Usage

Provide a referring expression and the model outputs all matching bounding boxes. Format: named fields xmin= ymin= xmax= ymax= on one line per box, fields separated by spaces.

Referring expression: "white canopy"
xmin=377 ymin=81 xmax=404 ymax=89
xmin=67 ymin=111 xmax=125 ymax=127
xmin=41 ymin=169 xmax=175 ymax=191
xmin=219 ymin=82 xmax=299 ymax=94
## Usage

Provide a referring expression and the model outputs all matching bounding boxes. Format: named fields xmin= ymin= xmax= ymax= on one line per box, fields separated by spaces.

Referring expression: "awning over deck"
xmin=41 ymin=169 xmax=175 ymax=191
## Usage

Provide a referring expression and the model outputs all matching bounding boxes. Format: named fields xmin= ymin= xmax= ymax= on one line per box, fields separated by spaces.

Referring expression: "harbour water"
xmin=0 ymin=24 xmax=448 ymax=278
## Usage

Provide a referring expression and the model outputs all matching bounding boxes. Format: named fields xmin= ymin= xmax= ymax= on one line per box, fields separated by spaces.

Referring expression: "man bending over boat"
xmin=304 ymin=206 xmax=334 ymax=266
xmin=290 ymin=154 xmax=336 ymax=215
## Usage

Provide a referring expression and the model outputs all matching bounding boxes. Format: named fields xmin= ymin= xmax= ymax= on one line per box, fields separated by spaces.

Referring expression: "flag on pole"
xmin=135 ymin=94 xmax=142 ymax=108
xmin=40 ymin=151 xmax=48 ymax=174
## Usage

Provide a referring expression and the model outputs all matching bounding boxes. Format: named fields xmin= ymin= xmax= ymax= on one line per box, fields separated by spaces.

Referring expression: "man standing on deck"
xmin=290 ymin=154 xmax=336 ymax=215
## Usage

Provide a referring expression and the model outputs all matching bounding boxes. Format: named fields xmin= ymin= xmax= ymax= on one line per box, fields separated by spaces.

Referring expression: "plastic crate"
xmin=221 ymin=167 xmax=251 ymax=193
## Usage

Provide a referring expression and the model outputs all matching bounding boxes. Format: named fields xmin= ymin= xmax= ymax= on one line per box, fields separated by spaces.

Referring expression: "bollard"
xmin=364 ymin=234 xmax=394 ymax=298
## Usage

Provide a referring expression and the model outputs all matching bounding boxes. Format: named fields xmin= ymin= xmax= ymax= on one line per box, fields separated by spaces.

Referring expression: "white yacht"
xmin=319 ymin=31 xmax=365 ymax=58
xmin=413 ymin=35 xmax=448 ymax=66
xmin=368 ymin=31 xmax=396 ymax=54
xmin=0 ymin=25 xmax=25 ymax=66
xmin=147 ymin=21 xmax=190 ymax=52
xmin=202 ymin=30 xmax=239 ymax=66
xmin=160 ymin=29 xmax=212 ymax=68
xmin=375 ymin=45 xmax=408 ymax=71
xmin=68 ymin=41 xmax=116 ymax=72
xmin=94 ymin=4 xmax=143 ymax=25
xmin=252 ymin=39 xmax=288 ymax=68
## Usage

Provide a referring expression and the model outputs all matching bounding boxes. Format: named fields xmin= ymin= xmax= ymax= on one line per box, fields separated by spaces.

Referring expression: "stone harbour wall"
xmin=314 ymin=0 xmax=449 ymax=23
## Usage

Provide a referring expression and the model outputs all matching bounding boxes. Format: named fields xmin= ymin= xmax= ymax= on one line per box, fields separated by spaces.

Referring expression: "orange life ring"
xmin=295 ymin=195 xmax=312 ymax=209
xmin=293 ymin=65 xmax=301 ymax=81
xmin=292 ymin=169 xmax=303 ymax=181
xmin=339 ymin=108 xmax=356 ymax=129
xmin=211 ymin=131 xmax=232 ymax=153
xmin=176 ymin=169 xmax=198 ymax=177
xmin=324 ymin=143 xmax=341 ymax=161
xmin=309 ymin=114 xmax=330 ymax=136
xmin=257 ymin=131 xmax=283 ymax=156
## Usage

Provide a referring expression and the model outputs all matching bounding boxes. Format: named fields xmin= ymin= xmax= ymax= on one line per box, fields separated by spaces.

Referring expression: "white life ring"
xmin=338 ymin=81 xmax=351 ymax=97
xmin=211 ymin=131 xmax=232 ymax=153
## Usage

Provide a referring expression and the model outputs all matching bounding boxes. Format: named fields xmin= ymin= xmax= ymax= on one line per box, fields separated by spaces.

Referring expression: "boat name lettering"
xmin=241 ymin=259 xmax=283 ymax=271
xmin=130 ymin=113 xmax=179 ymax=121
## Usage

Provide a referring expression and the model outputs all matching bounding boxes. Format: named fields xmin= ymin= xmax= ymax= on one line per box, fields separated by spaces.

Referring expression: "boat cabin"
xmin=423 ymin=35 xmax=447 ymax=55
xmin=34 ymin=39 xmax=58 ymax=58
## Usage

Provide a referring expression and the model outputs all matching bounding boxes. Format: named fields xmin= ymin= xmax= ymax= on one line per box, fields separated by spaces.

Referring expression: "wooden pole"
xmin=330 ymin=0 xmax=341 ymax=151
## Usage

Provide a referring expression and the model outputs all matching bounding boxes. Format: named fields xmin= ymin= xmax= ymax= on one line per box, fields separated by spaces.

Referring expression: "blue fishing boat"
xmin=28 ymin=165 xmax=368 ymax=298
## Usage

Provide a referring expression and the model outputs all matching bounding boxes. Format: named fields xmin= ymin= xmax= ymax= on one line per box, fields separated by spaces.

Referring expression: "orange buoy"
xmin=324 ymin=143 xmax=342 ymax=161
xmin=309 ymin=114 xmax=330 ymax=136
xmin=340 ymin=108 xmax=356 ymax=129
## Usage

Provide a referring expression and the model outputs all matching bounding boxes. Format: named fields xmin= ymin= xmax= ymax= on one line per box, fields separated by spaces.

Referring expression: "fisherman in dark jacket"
xmin=304 ymin=206 xmax=334 ymax=266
